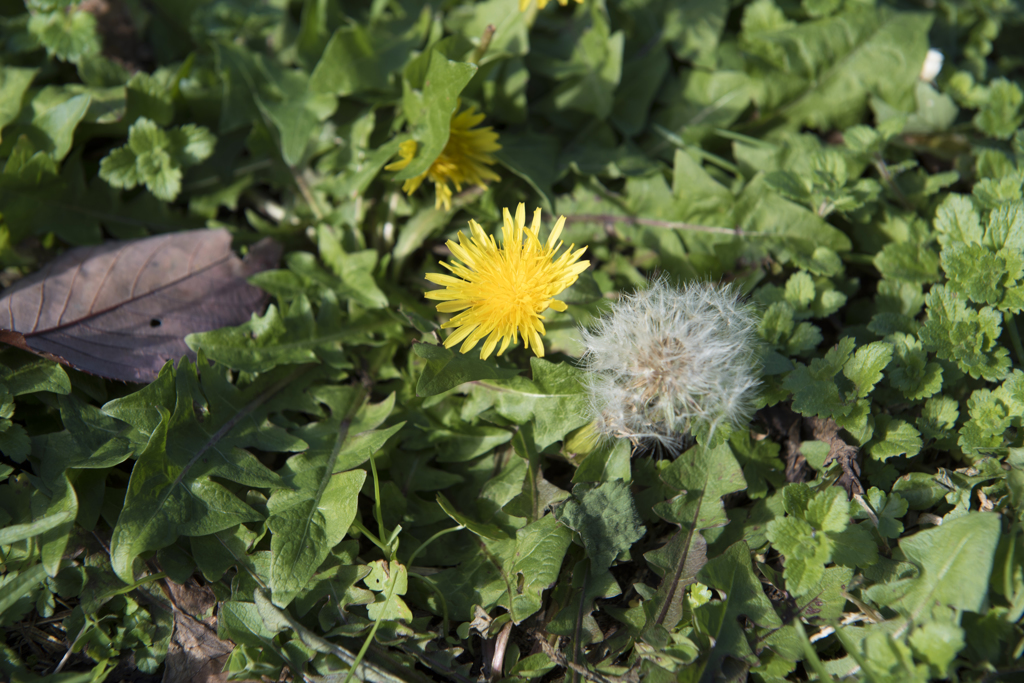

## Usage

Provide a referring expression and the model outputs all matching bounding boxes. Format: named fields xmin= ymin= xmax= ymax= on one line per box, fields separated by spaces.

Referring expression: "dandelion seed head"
xmin=580 ymin=278 xmax=761 ymax=454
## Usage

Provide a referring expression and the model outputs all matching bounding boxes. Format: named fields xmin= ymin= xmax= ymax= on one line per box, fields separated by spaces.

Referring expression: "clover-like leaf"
xmin=99 ymin=117 xmax=217 ymax=201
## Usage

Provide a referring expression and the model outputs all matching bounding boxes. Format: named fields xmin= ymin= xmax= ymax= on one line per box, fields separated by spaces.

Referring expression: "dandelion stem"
xmin=292 ymin=167 xmax=327 ymax=220
xmin=557 ymin=213 xmax=746 ymax=236
xmin=470 ymin=24 xmax=496 ymax=64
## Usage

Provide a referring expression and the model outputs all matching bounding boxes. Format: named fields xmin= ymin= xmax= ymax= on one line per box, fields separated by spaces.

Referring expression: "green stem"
xmin=793 ymin=618 xmax=837 ymax=683
xmin=368 ymin=449 xmax=389 ymax=557
xmin=406 ymin=525 xmax=463 ymax=567
xmin=351 ymin=519 xmax=388 ymax=554
xmin=342 ymin=567 xmax=400 ymax=683
xmin=470 ymin=24 xmax=496 ymax=65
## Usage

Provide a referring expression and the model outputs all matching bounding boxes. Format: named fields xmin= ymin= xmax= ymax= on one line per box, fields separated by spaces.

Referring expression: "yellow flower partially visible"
xmin=385 ymin=105 xmax=500 ymax=211
xmin=519 ymin=0 xmax=582 ymax=11
xmin=426 ymin=204 xmax=590 ymax=360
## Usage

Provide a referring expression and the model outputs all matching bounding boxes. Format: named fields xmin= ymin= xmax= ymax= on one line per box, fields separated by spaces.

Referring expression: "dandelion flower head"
xmin=385 ymin=104 xmax=500 ymax=211
xmin=519 ymin=0 xmax=583 ymax=11
xmin=425 ymin=204 xmax=590 ymax=360
xmin=581 ymin=279 xmax=761 ymax=453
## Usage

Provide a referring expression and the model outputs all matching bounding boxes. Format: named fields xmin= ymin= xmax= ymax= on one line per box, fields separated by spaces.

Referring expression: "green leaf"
xmin=27 ymin=8 xmax=100 ymax=64
xmin=548 ymin=10 xmax=624 ymax=120
xmin=413 ymin=343 xmax=521 ymax=397
xmin=610 ymin=44 xmax=669 ymax=136
xmin=729 ymin=429 xmax=785 ymax=500
xmin=874 ymin=242 xmax=941 ymax=284
xmin=187 ymin=296 xmax=372 ymax=373
xmin=0 ymin=67 xmax=38 ymax=140
xmin=268 ymin=463 xmax=367 ymax=607
xmin=500 ymin=514 xmax=572 ymax=624
xmin=0 ymin=564 xmax=47 ymax=624
xmin=805 ymin=486 xmax=849 ymax=533
xmin=888 ymin=332 xmax=943 ymax=401
xmin=663 ymin=0 xmax=728 ymax=68
xmin=267 ymin=391 xmax=393 ymax=605
xmin=747 ymin=7 xmax=931 ymax=131
xmin=98 ymin=146 xmax=140 ymax=189
xmin=758 ymin=302 xmax=823 ymax=356
xmin=902 ymin=81 xmax=960 ymax=134
xmin=942 ymin=242 xmax=1007 ymax=305
xmin=437 ymin=491 xmax=510 ymax=541
xmin=464 ymin=358 xmax=589 ymax=450
xmin=191 ymin=525 xmax=260 ymax=583
xmin=38 ymin=472 xmax=78 ymax=577
xmin=974 ymin=78 xmax=1024 ymax=140
xmin=919 ymin=285 xmax=1011 ymax=381
xmin=934 ymin=194 xmax=983 ymax=246
xmin=734 ymin=174 xmax=852 ymax=253
xmin=768 ymin=485 xmax=877 ymax=595
xmin=908 ymin=621 xmax=965 ymax=677
xmin=395 ymin=50 xmax=477 ymax=181
xmin=856 ymin=488 xmax=908 ymax=539
xmin=364 ymin=561 xmax=413 ymax=622
xmin=168 ymin=124 xmax=217 ymax=167
xmin=106 ymin=360 xmax=305 ymax=582
xmin=0 ymin=489 xmax=75 ymax=546
xmin=99 ymin=117 xmax=215 ymax=201
xmin=554 ymin=480 xmax=645 ymax=576
xmin=316 ymin=226 xmax=388 ymax=309
xmin=958 ymin=387 xmax=1014 ymax=453
xmin=766 ymin=515 xmax=831 ymax=594
xmin=784 ymin=271 xmax=815 ymax=309
xmin=217 ymin=43 xmax=337 ymax=166
xmin=30 ymin=92 xmax=91 ymax=162
xmin=984 ymin=203 xmax=1024 ymax=252
xmin=783 ymin=337 xmax=859 ymax=418
xmin=310 ymin=23 xmax=420 ymax=97
xmin=891 ymin=512 xmax=1001 ymax=621
xmin=842 ymin=340 xmax=893 ymax=399
xmin=918 ymin=395 xmax=959 ymax=449
xmin=655 ymin=441 xmax=747 ymax=533
xmin=695 ymin=542 xmax=782 ymax=675
xmin=495 ymin=130 xmax=558 ymax=213
xmin=0 ymin=356 xmax=70 ymax=396
xmin=125 ymin=71 xmax=174 ymax=126
xmin=641 ymin=528 xmax=708 ymax=635
xmin=430 ymin=423 xmax=512 ymax=463
xmin=867 ymin=416 xmax=922 ymax=461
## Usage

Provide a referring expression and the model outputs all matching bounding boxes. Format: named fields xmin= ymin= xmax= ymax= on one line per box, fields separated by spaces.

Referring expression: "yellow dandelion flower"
xmin=425 ymin=204 xmax=590 ymax=360
xmin=385 ymin=105 xmax=501 ymax=211
xmin=519 ymin=0 xmax=583 ymax=11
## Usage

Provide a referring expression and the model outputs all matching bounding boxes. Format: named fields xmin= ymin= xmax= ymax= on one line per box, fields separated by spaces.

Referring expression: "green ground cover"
xmin=2 ymin=0 xmax=1024 ymax=681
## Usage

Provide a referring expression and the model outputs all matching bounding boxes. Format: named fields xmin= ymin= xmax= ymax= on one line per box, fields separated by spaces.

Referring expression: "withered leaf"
xmin=161 ymin=579 xmax=257 ymax=683
xmin=0 ymin=229 xmax=280 ymax=383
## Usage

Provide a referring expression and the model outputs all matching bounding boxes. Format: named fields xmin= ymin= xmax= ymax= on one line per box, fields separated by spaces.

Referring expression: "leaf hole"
xmin=150 ymin=319 xmax=162 ymax=327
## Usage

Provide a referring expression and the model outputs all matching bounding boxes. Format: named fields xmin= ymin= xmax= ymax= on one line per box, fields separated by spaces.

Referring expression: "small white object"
xmin=920 ymin=48 xmax=944 ymax=82
xmin=580 ymin=278 xmax=761 ymax=453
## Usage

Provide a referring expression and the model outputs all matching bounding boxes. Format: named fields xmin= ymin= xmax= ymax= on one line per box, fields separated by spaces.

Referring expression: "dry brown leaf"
xmin=757 ymin=406 xmax=864 ymax=496
xmin=160 ymin=578 xmax=260 ymax=683
xmin=0 ymin=229 xmax=280 ymax=383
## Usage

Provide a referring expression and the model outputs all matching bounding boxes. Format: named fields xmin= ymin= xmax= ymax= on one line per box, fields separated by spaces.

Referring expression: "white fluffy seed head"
xmin=580 ymin=278 xmax=761 ymax=454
